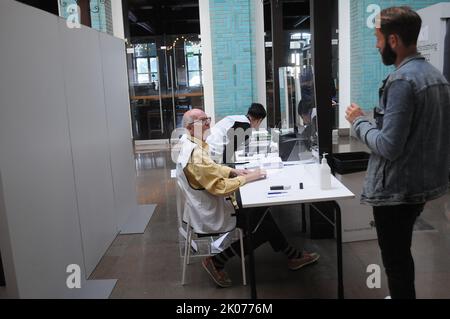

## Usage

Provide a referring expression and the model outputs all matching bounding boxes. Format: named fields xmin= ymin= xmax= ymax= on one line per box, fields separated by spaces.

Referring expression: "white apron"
xmin=176 ymin=135 xmax=236 ymax=234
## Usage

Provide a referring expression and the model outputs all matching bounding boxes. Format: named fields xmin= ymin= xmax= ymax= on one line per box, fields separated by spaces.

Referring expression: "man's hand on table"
xmin=244 ymin=169 xmax=267 ymax=184
xmin=230 ymin=169 xmax=249 ymax=178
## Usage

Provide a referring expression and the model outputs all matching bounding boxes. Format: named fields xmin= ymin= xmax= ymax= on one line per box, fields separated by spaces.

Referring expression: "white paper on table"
xmin=266 ymin=169 xmax=283 ymax=177
xmin=244 ymin=157 xmax=283 ymax=170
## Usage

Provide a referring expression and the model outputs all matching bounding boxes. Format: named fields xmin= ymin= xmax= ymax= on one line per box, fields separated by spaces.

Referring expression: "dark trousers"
xmin=373 ymin=203 xmax=424 ymax=299
xmin=229 ymin=207 xmax=289 ymax=257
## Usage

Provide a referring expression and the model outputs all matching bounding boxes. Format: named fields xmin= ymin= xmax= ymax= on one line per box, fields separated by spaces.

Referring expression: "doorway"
xmin=126 ymin=0 xmax=202 ymax=142
xmin=129 ymin=36 xmax=204 ymax=141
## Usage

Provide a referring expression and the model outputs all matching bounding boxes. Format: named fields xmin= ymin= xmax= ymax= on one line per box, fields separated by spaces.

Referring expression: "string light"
xmin=164 ymin=35 xmax=201 ymax=51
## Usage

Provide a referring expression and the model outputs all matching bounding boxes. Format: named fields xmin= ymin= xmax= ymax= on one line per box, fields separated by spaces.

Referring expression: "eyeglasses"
xmin=191 ymin=117 xmax=211 ymax=125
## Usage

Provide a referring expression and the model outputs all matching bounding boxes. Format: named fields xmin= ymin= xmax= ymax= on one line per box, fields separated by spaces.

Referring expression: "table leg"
xmin=301 ymin=203 xmax=307 ymax=233
xmin=334 ymin=202 xmax=344 ymax=299
xmin=310 ymin=202 xmax=344 ymax=299
xmin=245 ymin=208 xmax=257 ymax=299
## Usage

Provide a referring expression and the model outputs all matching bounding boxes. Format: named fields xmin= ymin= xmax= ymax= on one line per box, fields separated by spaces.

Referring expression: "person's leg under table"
xmin=232 ymin=207 xmax=286 ymax=298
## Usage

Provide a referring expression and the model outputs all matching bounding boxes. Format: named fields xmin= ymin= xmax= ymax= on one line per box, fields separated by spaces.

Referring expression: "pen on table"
xmin=267 ymin=191 xmax=288 ymax=195
xmin=224 ymin=162 xmax=250 ymax=166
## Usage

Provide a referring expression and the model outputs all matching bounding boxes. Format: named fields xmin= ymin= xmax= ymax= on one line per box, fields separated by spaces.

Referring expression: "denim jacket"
xmin=353 ymin=54 xmax=450 ymax=206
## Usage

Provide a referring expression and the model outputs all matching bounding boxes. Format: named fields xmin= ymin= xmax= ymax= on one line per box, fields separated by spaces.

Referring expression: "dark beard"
xmin=381 ymin=41 xmax=397 ymax=66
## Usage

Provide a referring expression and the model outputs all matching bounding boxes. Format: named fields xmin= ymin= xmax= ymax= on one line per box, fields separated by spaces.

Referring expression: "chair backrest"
xmin=176 ymin=165 xmax=202 ymax=231
xmin=175 ymin=177 xmax=186 ymax=229
xmin=176 ymin=177 xmax=190 ymax=225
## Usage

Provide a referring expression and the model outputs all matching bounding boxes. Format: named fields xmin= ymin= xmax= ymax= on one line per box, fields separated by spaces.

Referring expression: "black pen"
xmin=223 ymin=162 xmax=250 ymax=165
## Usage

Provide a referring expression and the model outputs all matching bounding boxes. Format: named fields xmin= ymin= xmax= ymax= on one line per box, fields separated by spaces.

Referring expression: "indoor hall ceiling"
xmin=127 ymin=0 xmax=200 ymax=36
xmin=127 ymin=0 xmax=310 ymax=37
xmin=264 ymin=0 xmax=310 ymax=32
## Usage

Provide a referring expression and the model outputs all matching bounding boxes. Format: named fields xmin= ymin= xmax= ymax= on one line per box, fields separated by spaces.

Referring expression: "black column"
xmin=443 ymin=20 xmax=450 ymax=83
xmin=122 ymin=0 xmax=131 ymax=41
xmin=271 ymin=0 xmax=284 ymax=128
xmin=310 ymin=0 xmax=333 ymax=157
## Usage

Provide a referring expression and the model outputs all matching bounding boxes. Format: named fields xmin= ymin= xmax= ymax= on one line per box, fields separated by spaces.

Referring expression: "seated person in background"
xmin=206 ymin=103 xmax=267 ymax=164
xmin=297 ymin=68 xmax=314 ymax=126
xmin=177 ymin=108 xmax=319 ymax=288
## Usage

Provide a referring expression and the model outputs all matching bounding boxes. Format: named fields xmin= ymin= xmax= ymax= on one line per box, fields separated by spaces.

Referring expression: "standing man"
xmin=345 ymin=6 xmax=450 ymax=299
xmin=206 ymin=103 xmax=267 ymax=164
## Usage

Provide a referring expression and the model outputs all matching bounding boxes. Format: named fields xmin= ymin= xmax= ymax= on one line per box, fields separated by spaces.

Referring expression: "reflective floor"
xmin=90 ymin=137 xmax=450 ymax=299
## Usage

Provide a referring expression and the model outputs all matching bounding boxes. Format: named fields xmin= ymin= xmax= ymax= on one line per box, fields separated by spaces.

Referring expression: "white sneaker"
xmin=385 ymin=296 xmax=391 ymax=299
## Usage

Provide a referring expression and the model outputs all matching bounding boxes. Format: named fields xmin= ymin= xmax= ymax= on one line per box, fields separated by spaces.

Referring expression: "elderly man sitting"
xmin=177 ymin=109 xmax=319 ymax=288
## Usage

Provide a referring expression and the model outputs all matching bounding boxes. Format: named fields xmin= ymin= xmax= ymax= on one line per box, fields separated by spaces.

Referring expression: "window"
xmin=185 ymin=42 xmax=202 ymax=87
xmin=133 ymin=43 xmax=159 ymax=87
xmin=291 ymin=32 xmax=311 ymax=48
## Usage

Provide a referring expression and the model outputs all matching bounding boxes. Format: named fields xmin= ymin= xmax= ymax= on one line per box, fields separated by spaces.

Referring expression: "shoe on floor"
xmin=288 ymin=252 xmax=320 ymax=271
xmin=202 ymin=257 xmax=232 ymax=288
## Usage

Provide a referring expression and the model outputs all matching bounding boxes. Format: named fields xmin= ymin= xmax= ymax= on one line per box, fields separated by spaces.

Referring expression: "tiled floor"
xmin=90 ymin=137 xmax=450 ymax=299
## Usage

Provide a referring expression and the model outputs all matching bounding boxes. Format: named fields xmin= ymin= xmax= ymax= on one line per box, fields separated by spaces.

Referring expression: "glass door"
xmin=129 ymin=36 xmax=204 ymax=141
xmin=129 ymin=42 xmax=165 ymax=140
xmin=166 ymin=37 xmax=204 ymax=132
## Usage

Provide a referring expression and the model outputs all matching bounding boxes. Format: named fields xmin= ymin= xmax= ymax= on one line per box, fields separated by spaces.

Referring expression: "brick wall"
xmin=209 ymin=0 xmax=258 ymax=120
xmin=350 ymin=0 xmax=445 ymax=111
xmin=59 ymin=0 xmax=78 ymax=19
xmin=90 ymin=0 xmax=113 ymax=35
xmin=59 ymin=0 xmax=113 ymax=35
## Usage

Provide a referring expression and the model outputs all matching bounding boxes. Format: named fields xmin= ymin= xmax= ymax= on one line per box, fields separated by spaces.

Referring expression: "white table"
xmin=236 ymin=162 xmax=355 ymax=299
xmin=239 ymin=163 xmax=354 ymax=208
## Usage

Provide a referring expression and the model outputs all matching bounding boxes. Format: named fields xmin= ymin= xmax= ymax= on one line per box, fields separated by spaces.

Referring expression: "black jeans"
xmin=229 ymin=207 xmax=289 ymax=257
xmin=373 ymin=203 xmax=425 ymax=299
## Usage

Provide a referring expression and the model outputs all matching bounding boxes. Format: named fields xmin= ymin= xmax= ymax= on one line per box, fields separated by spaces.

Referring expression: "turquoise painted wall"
xmin=59 ymin=0 xmax=78 ymax=19
xmin=209 ymin=0 xmax=258 ymax=120
xmin=59 ymin=0 xmax=112 ymax=35
xmin=350 ymin=0 xmax=446 ymax=111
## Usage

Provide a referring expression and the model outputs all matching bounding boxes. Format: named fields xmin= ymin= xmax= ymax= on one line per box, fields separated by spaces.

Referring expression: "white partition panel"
xmin=58 ymin=22 xmax=118 ymax=277
xmin=0 ymin=1 xmax=85 ymax=298
xmin=99 ymin=33 xmax=139 ymax=230
xmin=0 ymin=0 xmax=142 ymax=298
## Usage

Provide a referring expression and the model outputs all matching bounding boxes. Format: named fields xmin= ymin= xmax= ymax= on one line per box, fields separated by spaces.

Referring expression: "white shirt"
xmin=206 ymin=115 xmax=250 ymax=162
